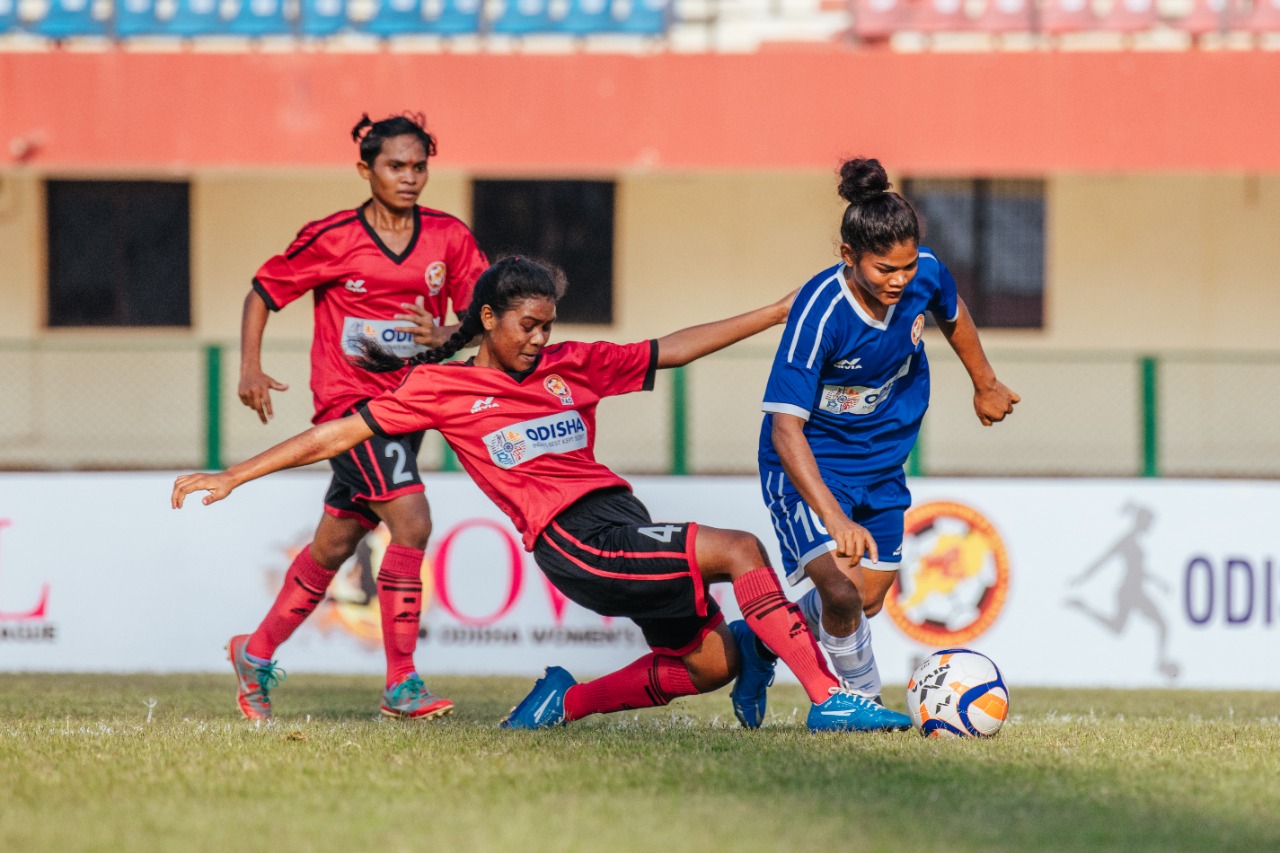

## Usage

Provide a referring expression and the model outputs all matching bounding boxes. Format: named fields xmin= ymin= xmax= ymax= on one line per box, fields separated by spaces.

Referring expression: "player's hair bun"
xmin=838 ymin=158 xmax=891 ymax=205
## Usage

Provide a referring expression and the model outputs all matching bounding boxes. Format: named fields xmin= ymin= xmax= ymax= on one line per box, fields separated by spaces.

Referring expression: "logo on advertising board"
xmin=1065 ymin=503 xmax=1180 ymax=679
xmin=885 ymin=501 xmax=1009 ymax=646
xmin=271 ymin=519 xmax=644 ymax=651
xmin=0 ymin=519 xmax=56 ymax=643
xmin=425 ymin=261 xmax=447 ymax=295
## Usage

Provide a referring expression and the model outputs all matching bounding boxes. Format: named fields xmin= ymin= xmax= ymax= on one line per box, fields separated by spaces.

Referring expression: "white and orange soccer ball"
xmin=906 ymin=649 xmax=1009 ymax=738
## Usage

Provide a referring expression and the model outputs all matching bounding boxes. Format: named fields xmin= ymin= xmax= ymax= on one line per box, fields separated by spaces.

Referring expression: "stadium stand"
xmin=160 ymin=0 xmax=226 ymax=37
xmin=973 ymin=0 xmax=1034 ymax=33
xmin=224 ymin=0 xmax=291 ymax=35
xmin=1039 ymin=0 xmax=1097 ymax=33
xmin=611 ymin=0 xmax=670 ymax=34
xmin=299 ymin=0 xmax=348 ymax=35
xmin=1242 ymin=0 xmax=1280 ymax=32
xmin=489 ymin=0 xmax=554 ymax=34
xmin=363 ymin=0 xmax=428 ymax=36
xmin=1178 ymin=0 xmax=1229 ymax=36
xmin=422 ymin=0 xmax=482 ymax=34
xmin=851 ymin=0 xmax=911 ymax=39
xmin=1097 ymin=0 xmax=1159 ymax=34
xmin=0 ymin=0 xmax=17 ymax=33
xmin=34 ymin=0 xmax=109 ymax=37
xmin=911 ymin=0 xmax=969 ymax=34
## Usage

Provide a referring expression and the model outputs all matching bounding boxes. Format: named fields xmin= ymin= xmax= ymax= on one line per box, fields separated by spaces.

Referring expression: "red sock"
xmin=377 ymin=544 xmax=425 ymax=687
xmin=734 ymin=566 xmax=838 ymax=704
xmin=246 ymin=545 xmax=337 ymax=660
xmin=562 ymin=653 xmax=699 ymax=721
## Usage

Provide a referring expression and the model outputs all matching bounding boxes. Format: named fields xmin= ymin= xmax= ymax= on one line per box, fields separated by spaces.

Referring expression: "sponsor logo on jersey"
xmin=818 ymin=355 xmax=911 ymax=415
xmin=543 ymin=374 xmax=574 ymax=406
xmin=426 ymin=261 xmax=447 ymax=296
xmin=884 ymin=501 xmax=1010 ymax=646
xmin=484 ymin=411 xmax=588 ymax=469
xmin=470 ymin=396 xmax=499 ymax=414
xmin=911 ymin=313 xmax=925 ymax=346
xmin=341 ymin=317 xmax=426 ymax=359
xmin=834 ymin=358 xmax=862 ymax=370
xmin=344 ymin=279 xmax=368 ymax=294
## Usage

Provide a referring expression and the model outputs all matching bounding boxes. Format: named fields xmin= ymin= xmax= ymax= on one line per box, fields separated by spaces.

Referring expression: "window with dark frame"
xmin=901 ymin=178 xmax=1045 ymax=329
xmin=46 ymin=180 xmax=191 ymax=328
xmin=470 ymin=179 xmax=615 ymax=325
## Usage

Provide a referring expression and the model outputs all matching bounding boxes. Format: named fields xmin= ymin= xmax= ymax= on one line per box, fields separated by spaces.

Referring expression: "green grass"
xmin=2 ymin=675 xmax=1279 ymax=852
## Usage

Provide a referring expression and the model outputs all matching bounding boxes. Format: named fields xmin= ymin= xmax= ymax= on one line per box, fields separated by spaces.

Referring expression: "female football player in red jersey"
xmin=175 ymin=257 xmax=909 ymax=733
xmin=229 ymin=113 xmax=488 ymax=722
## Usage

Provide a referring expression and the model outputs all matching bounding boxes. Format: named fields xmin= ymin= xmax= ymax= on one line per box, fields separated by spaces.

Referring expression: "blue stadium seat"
xmin=35 ymin=0 xmax=109 ymax=37
xmin=363 ymin=0 xmax=424 ymax=36
xmin=224 ymin=0 xmax=290 ymax=35
xmin=557 ymin=0 xmax=611 ymax=34
xmin=1 ymin=0 xmax=20 ymax=34
xmin=161 ymin=0 xmax=226 ymax=35
xmin=613 ymin=0 xmax=668 ymax=34
xmin=114 ymin=0 xmax=162 ymax=36
xmin=299 ymin=0 xmax=347 ymax=35
xmin=422 ymin=0 xmax=479 ymax=33
xmin=490 ymin=0 xmax=552 ymax=34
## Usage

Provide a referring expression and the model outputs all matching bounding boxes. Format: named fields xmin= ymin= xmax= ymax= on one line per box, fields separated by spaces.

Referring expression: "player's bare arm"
xmin=935 ymin=298 xmax=1020 ymax=426
xmin=770 ymin=413 xmax=879 ymax=563
xmin=172 ymin=415 xmax=374 ymax=509
xmin=655 ymin=289 xmax=796 ymax=369
xmin=238 ymin=289 xmax=290 ymax=424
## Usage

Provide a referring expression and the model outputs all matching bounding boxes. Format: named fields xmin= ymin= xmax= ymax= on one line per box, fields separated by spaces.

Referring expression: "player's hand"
xmin=239 ymin=368 xmax=288 ymax=424
xmin=396 ymin=296 xmax=449 ymax=348
xmin=172 ymin=472 xmax=236 ymax=509
xmin=973 ymin=378 xmax=1020 ymax=426
xmin=825 ymin=514 xmax=879 ymax=564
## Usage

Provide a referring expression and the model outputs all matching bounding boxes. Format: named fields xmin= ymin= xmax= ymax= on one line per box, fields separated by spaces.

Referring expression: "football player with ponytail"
xmin=175 ymin=256 xmax=913 ymax=733
xmin=728 ymin=157 xmax=1020 ymax=730
xmin=226 ymin=112 xmax=487 ymax=722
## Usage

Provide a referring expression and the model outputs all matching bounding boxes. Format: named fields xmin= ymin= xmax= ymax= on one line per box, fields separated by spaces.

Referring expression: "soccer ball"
xmin=906 ymin=648 xmax=1009 ymax=738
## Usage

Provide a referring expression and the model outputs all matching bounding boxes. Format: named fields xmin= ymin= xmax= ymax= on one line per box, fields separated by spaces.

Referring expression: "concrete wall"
xmin=3 ymin=169 xmax=1279 ymax=474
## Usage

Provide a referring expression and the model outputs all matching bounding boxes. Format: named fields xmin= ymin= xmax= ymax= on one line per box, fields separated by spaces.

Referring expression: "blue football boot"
xmin=728 ymin=620 xmax=777 ymax=729
xmin=501 ymin=666 xmax=577 ymax=730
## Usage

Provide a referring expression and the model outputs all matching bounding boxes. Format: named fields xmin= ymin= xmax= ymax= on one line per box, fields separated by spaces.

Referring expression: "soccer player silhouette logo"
xmin=1065 ymin=503 xmax=1180 ymax=679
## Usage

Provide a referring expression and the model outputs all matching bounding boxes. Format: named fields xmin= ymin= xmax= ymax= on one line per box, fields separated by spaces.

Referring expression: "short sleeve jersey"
xmin=253 ymin=204 xmax=489 ymax=424
xmin=758 ymin=249 xmax=959 ymax=489
xmin=360 ymin=340 xmax=659 ymax=550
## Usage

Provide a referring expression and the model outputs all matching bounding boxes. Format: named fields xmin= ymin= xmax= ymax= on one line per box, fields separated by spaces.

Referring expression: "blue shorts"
xmin=759 ymin=468 xmax=911 ymax=586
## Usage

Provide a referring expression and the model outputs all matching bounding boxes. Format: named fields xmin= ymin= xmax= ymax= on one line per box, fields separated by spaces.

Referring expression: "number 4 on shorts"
xmin=638 ymin=524 xmax=682 ymax=543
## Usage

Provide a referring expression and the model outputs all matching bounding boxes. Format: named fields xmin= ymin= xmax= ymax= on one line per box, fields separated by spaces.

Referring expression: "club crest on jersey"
xmin=911 ymin=313 xmax=925 ymax=346
xmin=544 ymin=374 xmax=574 ymax=406
xmin=484 ymin=411 xmax=588 ymax=469
xmin=426 ymin=261 xmax=447 ymax=296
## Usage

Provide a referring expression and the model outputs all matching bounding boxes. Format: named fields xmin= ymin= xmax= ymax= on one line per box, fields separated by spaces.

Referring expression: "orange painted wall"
xmin=2 ymin=50 xmax=1279 ymax=172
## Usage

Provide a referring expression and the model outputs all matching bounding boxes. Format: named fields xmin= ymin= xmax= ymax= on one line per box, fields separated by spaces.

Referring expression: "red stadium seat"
xmin=1040 ymin=0 xmax=1097 ymax=33
xmin=1241 ymin=0 xmax=1280 ymax=31
xmin=851 ymin=0 xmax=913 ymax=41
xmin=1178 ymin=0 xmax=1232 ymax=35
xmin=1097 ymin=0 xmax=1159 ymax=32
xmin=972 ymin=0 xmax=1033 ymax=32
xmin=910 ymin=0 xmax=969 ymax=33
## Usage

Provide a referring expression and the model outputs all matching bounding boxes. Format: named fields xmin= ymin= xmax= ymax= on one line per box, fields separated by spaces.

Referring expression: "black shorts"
xmin=324 ymin=422 xmax=425 ymax=530
xmin=533 ymin=487 xmax=722 ymax=656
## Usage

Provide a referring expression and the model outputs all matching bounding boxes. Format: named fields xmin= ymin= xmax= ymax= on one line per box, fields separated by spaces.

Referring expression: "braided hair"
xmin=350 ymin=112 xmax=437 ymax=166
xmin=837 ymin=157 xmax=921 ymax=259
xmin=351 ymin=256 xmax=567 ymax=373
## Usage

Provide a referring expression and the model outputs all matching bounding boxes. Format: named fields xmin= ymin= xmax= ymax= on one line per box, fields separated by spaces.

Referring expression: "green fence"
xmin=2 ymin=339 xmax=1278 ymax=477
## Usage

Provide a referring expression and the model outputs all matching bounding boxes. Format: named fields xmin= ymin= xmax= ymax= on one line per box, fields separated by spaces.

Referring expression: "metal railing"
xmin=3 ymin=338 xmax=1278 ymax=477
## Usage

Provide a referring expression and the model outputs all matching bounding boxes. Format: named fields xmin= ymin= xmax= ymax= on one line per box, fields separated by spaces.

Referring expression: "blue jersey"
xmin=758 ymin=251 xmax=959 ymax=491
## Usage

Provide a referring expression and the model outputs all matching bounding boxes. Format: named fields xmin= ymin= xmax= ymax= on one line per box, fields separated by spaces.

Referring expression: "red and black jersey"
xmin=253 ymin=204 xmax=488 ymax=424
xmin=360 ymin=340 xmax=659 ymax=550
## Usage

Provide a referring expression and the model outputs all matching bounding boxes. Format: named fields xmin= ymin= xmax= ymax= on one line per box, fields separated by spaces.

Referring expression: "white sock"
xmin=797 ymin=587 xmax=822 ymax=635
xmin=818 ymin=615 xmax=882 ymax=699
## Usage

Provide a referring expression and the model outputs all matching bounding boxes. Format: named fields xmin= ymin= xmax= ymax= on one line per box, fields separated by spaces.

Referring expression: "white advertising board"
xmin=0 ymin=473 xmax=1275 ymax=690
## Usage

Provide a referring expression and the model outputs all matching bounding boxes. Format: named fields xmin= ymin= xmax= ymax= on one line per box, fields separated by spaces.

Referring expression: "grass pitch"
xmin=3 ymin=674 xmax=1279 ymax=852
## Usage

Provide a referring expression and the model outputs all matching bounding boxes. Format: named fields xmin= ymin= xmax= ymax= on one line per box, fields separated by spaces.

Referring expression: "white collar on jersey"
xmin=839 ymin=263 xmax=896 ymax=332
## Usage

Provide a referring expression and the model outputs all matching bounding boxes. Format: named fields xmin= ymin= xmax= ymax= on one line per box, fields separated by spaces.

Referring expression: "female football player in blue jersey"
xmin=728 ymin=158 xmax=1020 ymax=729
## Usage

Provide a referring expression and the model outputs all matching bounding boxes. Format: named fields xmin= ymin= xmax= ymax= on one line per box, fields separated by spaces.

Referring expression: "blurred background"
xmin=1 ymin=4 xmax=1278 ymax=479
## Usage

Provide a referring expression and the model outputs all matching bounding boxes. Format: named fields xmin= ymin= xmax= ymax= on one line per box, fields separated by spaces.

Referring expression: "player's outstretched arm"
xmin=238 ymin=289 xmax=290 ymax=424
xmin=172 ymin=415 xmax=373 ymax=509
xmin=935 ymin=298 xmax=1020 ymax=426
xmin=655 ymin=290 xmax=796 ymax=369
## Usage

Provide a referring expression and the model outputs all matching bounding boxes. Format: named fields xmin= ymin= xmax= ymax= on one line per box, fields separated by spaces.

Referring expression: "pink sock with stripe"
xmin=562 ymin=653 xmax=699 ymax=721
xmin=246 ymin=545 xmax=336 ymax=660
